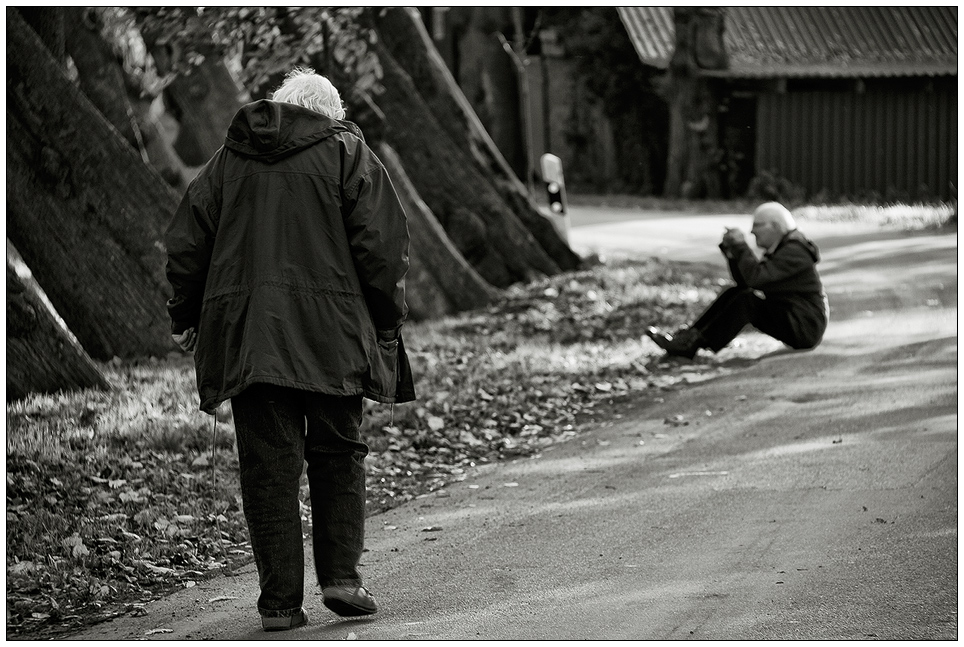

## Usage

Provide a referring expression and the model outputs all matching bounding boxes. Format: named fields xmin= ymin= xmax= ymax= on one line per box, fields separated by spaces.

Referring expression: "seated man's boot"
xmin=646 ymin=326 xmax=704 ymax=359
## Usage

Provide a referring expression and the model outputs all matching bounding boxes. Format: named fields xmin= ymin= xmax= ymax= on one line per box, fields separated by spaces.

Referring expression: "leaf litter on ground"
xmin=7 ymin=255 xmax=765 ymax=639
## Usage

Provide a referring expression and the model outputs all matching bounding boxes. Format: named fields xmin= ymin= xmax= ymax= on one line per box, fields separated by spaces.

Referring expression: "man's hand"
xmin=722 ymin=227 xmax=746 ymax=246
xmin=172 ymin=327 xmax=197 ymax=352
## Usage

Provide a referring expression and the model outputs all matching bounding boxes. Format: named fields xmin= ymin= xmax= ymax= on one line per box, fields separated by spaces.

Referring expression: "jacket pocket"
xmin=365 ymin=338 xmax=398 ymax=403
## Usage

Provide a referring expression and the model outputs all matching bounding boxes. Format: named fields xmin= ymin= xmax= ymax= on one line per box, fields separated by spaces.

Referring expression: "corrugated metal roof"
xmin=617 ymin=6 xmax=958 ymax=78
xmin=616 ymin=5 xmax=675 ymax=68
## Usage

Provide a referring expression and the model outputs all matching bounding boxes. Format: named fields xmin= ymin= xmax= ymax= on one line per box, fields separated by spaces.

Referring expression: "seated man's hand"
xmin=722 ymin=227 xmax=745 ymax=246
xmin=172 ymin=327 xmax=197 ymax=352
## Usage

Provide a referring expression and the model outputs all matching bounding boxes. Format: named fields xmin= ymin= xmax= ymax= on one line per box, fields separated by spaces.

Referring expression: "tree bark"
xmin=7 ymin=242 xmax=111 ymax=402
xmin=163 ymin=55 xmax=244 ymax=165
xmin=448 ymin=7 xmax=526 ymax=181
xmin=374 ymin=8 xmax=581 ymax=275
xmin=7 ymin=7 xmax=178 ymax=360
xmin=64 ymin=7 xmax=192 ymax=193
xmin=17 ymin=7 xmax=66 ymax=63
xmin=663 ymin=7 xmax=726 ymax=199
xmin=64 ymin=7 xmax=142 ymax=150
xmin=377 ymin=143 xmax=500 ymax=319
xmin=370 ymin=46 xmax=550 ymax=287
xmin=137 ymin=19 xmax=244 ymax=166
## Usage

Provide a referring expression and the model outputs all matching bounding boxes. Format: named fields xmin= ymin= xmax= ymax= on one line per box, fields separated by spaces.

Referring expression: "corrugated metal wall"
xmin=756 ymin=88 xmax=957 ymax=200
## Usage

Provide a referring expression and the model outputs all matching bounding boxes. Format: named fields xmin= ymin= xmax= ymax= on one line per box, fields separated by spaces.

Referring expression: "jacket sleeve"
xmin=342 ymin=152 xmax=410 ymax=334
xmin=164 ymin=155 xmax=222 ymax=334
xmin=726 ymin=239 xmax=815 ymax=290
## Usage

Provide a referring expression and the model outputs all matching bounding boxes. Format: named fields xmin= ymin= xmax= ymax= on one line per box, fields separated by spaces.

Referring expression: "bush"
xmin=747 ymin=170 xmax=807 ymax=207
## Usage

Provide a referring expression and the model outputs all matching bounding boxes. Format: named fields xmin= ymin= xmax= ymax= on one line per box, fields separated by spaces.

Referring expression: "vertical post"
xmin=540 ymin=153 xmax=569 ymax=243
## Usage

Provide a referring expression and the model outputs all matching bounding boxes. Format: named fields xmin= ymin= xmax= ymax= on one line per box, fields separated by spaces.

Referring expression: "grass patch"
xmin=6 ymin=358 xmax=246 ymax=637
xmin=794 ymin=202 xmax=957 ymax=230
xmin=566 ymin=194 xmax=958 ymax=231
xmin=7 ymin=255 xmax=727 ymax=638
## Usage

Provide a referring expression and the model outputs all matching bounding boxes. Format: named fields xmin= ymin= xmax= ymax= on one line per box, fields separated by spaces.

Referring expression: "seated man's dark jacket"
xmin=720 ymin=229 xmax=829 ymax=348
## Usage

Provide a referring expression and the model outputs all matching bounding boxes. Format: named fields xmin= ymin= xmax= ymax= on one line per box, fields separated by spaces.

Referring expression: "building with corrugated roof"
xmin=618 ymin=6 xmax=957 ymax=200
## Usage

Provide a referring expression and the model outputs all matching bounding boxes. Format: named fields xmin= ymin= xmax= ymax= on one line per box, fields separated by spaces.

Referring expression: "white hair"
xmin=271 ymin=67 xmax=346 ymax=120
xmin=754 ymin=201 xmax=796 ymax=233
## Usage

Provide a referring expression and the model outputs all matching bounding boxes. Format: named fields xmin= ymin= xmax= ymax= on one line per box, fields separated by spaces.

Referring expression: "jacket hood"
xmin=224 ymin=99 xmax=362 ymax=164
xmin=779 ymin=229 xmax=821 ymax=262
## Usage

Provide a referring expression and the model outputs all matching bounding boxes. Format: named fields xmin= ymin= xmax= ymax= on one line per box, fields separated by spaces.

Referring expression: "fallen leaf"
xmin=145 ymin=628 xmax=173 ymax=636
xmin=9 ymin=561 xmax=35 ymax=575
xmin=208 ymin=596 xmax=240 ymax=603
xmin=63 ymin=535 xmax=89 ymax=559
xmin=136 ymin=561 xmax=175 ymax=575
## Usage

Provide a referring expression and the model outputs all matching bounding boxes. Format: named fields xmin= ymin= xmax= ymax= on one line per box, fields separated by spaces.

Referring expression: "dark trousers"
xmin=693 ymin=286 xmax=817 ymax=352
xmin=231 ymin=383 xmax=368 ymax=618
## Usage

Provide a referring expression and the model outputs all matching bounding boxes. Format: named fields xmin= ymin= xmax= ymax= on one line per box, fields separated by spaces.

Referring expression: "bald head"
xmin=753 ymin=202 xmax=796 ymax=234
xmin=750 ymin=202 xmax=796 ymax=249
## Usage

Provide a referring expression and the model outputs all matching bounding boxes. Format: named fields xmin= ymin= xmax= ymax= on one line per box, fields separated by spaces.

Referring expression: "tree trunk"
xmin=7 ymin=7 xmax=177 ymax=360
xmin=137 ymin=19 xmax=244 ymax=166
xmin=163 ymin=55 xmax=244 ymax=165
xmin=377 ymin=143 xmax=499 ymax=319
xmin=17 ymin=7 xmax=66 ymax=63
xmin=663 ymin=7 xmax=726 ymax=199
xmin=374 ymin=8 xmax=581 ymax=275
xmin=376 ymin=49 xmax=552 ymax=287
xmin=65 ymin=7 xmax=193 ymax=194
xmin=63 ymin=7 xmax=142 ymax=151
xmin=448 ymin=7 xmax=526 ymax=181
xmin=360 ymin=10 xmax=573 ymax=288
xmin=7 ymin=242 xmax=111 ymax=401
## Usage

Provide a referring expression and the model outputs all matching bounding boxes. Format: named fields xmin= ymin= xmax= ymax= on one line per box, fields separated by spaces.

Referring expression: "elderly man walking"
xmin=164 ymin=68 xmax=414 ymax=631
xmin=647 ymin=202 xmax=829 ymax=359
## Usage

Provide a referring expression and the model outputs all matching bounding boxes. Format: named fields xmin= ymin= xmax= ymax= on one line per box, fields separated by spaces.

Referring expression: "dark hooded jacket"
xmin=165 ymin=100 xmax=415 ymax=413
xmin=720 ymin=229 xmax=829 ymax=348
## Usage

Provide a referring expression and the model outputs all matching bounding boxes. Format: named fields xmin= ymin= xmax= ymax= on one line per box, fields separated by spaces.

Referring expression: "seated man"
xmin=647 ymin=202 xmax=829 ymax=359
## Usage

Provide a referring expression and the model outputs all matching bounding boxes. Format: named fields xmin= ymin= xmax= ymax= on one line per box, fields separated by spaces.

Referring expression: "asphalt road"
xmin=68 ymin=207 xmax=958 ymax=641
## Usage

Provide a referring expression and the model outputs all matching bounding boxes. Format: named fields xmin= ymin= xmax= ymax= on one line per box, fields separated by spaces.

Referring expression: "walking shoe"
xmin=646 ymin=326 xmax=702 ymax=359
xmin=261 ymin=609 xmax=308 ymax=632
xmin=323 ymin=585 xmax=378 ymax=617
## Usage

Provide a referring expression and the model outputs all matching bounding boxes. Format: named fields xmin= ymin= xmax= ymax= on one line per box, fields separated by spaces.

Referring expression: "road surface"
xmin=68 ymin=206 xmax=957 ymax=641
